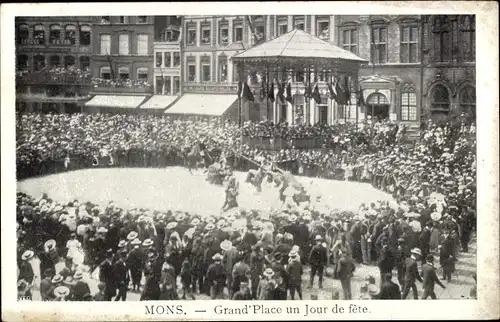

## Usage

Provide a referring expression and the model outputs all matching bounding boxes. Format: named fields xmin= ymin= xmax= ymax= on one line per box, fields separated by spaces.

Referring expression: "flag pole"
xmin=266 ymin=64 xmax=269 ymax=121
xmin=355 ymin=73 xmax=359 ymax=131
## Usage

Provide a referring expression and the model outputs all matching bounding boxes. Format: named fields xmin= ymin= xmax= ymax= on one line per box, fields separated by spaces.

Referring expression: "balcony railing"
xmin=182 ymin=83 xmax=239 ymax=94
xmin=91 ymin=78 xmax=153 ymax=94
xmin=16 ymin=69 xmax=93 ymax=85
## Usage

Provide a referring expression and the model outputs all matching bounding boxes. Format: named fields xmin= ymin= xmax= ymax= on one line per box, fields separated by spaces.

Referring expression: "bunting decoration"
xmin=259 ymin=75 xmax=267 ymax=102
xmin=237 ymin=81 xmax=243 ymax=98
xmin=328 ymin=76 xmax=338 ymax=102
xmin=277 ymin=81 xmax=286 ymax=104
xmin=243 ymin=82 xmax=255 ymax=102
xmin=268 ymin=81 xmax=275 ymax=103
xmin=285 ymin=82 xmax=293 ymax=103
xmin=357 ymin=86 xmax=365 ymax=106
xmin=312 ymin=81 xmax=321 ymax=104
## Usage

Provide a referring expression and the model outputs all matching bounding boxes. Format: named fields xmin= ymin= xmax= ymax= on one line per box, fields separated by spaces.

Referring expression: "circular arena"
xmin=17 ymin=167 xmax=395 ymax=216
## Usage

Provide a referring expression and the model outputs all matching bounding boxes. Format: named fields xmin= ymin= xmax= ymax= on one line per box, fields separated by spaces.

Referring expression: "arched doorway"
xmin=430 ymin=84 xmax=450 ymax=116
xmin=460 ymin=85 xmax=475 ymax=122
xmin=365 ymin=92 xmax=389 ymax=121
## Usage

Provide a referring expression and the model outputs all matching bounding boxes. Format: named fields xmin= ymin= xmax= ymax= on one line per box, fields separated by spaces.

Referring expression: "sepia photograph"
xmin=2 ymin=2 xmax=498 ymax=321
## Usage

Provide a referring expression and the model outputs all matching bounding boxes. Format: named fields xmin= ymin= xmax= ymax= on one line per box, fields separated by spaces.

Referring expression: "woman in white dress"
xmin=66 ymin=233 xmax=85 ymax=266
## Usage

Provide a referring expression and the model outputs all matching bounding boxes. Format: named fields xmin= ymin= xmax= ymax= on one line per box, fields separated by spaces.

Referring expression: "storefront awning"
xmin=85 ymin=95 xmax=146 ymax=109
xmin=140 ymin=95 xmax=178 ymax=109
xmin=164 ymin=94 xmax=238 ymax=116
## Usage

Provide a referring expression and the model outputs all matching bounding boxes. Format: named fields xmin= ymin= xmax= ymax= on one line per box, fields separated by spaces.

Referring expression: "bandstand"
xmin=231 ymin=29 xmax=368 ymax=126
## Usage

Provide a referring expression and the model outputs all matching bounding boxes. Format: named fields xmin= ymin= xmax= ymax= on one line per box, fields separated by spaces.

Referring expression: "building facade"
xmin=86 ymin=15 xmax=154 ymax=113
xmin=153 ymin=16 xmax=182 ymax=96
xmin=335 ymin=14 xmax=476 ymax=126
xmin=15 ymin=16 xmax=94 ymax=113
xmin=180 ymin=15 xmax=339 ymax=124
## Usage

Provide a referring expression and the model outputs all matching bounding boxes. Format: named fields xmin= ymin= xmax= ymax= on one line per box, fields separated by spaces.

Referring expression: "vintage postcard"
xmin=1 ymin=1 xmax=498 ymax=321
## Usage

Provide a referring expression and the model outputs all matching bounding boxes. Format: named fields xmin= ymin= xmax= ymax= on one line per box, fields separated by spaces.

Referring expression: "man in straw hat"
xmin=72 ymin=270 xmax=91 ymax=301
xmin=53 ymin=285 xmax=71 ymax=301
xmin=257 ymin=268 xmax=276 ymax=300
xmin=19 ymin=250 xmax=35 ymax=285
xmin=206 ymin=253 xmax=226 ymax=299
xmin=286 ymin=250 xmax=303 ymax=300
xmin=220 ymin=239 xmax=238 ymax=298
xmin=308 ymin=235 xmax=327 ymax=289
xmin=401 ymin=247 xmax=423 ymax=299
xmin=126 ymin=238 xmax=144 ymax=292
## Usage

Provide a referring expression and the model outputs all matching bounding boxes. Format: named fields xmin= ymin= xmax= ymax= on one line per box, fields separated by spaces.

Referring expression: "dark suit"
xmin=113 ymin=259 xmax=129 ymax=301
xmin=336 ymin=256 xmax=355 ymax=300
xmin=378 ymin=280 xmax=401 ymax=299
xmin=421 ymin=263 xmax=445 ymax=299
xmin=73 ymin=280 xmax=91 ymax=301
xmin=439 ymin=236 xmax=456 ymax=282
xmin=99 ymin=259 xmax=116 ymax=301
xmin=402 ymin=257 xmax=422 ymax=299
xmin=309 ymin=244 xmax=327 ymax=288
xmin=419 ymin=228 xmax=432 ymax=262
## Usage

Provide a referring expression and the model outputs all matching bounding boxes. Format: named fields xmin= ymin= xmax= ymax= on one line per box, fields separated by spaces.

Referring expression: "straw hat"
xmin=142 ymin=239 xmax=154 ymax=247
xmin=315 ymin=235 xmax=323 ymax=241
xmin=430 ymin=212 xmax=442 ymax=221
xmin=53 ymin=286 xmax=70 ymax=298
xmin=73 ymin=270 xmax=84 ymax=280
xmin=118 ymin=240 xmax=128 ymax=248
xmin=220 ymin=240 xmax=233 ymax=252
xmin=97 ymin=227 xmax=108 ymax=234
xmin=130 ymin=238 xmax=142 ymax=245
xmin=411 ymin=248 xmax=422 ymax=256
xmin=166 ymin=222 xmax=178 ymax=230
xmin=21 ymin=250 xmax=34 ymax=261
xmin=127 ymin=231 xmax=138 ymax=241
xmin=190 ymin=218 xmax=201 ymax=226
xmin=263 ymin=268 xmax=274 ymax=277
xmin=44 ymin=239 xmax=56 ymax=251
xmin=212 ymin=253 xmax=223 ymax=261
xmin=205 ymin=223 xmax=215 ymax=231
xmin=51 ymin=274 xmax=63 ymax=284
xmin=289 ymin=250 xmax=298 ymax=258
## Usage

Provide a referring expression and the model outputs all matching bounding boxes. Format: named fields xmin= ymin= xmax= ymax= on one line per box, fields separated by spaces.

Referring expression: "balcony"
xmin=16 ymin=69 xmax=92 ymax=85
xmin=182 ymin=82 xmax=239 ymax=94
xmin=91 ymin=78 xmax=153 ymax=94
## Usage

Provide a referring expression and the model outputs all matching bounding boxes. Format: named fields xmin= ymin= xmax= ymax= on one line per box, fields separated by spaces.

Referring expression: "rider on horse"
xmin=221 ymin=169 xmax=239 ymax=212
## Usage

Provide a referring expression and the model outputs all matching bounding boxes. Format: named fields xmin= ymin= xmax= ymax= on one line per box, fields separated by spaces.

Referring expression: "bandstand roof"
xmin=231 ymin=29 xmax=368 ymax=65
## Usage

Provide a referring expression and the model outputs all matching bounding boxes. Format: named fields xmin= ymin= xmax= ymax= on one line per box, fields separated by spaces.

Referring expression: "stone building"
xmin=15 ymin=16 xmax=94 ymax=113
xmin=86 ymin=16 xmax=154 ymax=113
xmin=335 ymin=14 xmax=475 ymax=129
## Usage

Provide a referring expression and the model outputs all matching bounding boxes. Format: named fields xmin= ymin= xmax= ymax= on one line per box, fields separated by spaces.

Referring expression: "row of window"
xmin=17 ymin=24 xmax=91 ymax=46
xmin=99 ymin=34 xmax=149 ymax=55
xmin=341 ymin=15 xmax=475 ymax=63
xmin=155 ymin=52 xmax=181 ymax=68
xmin=185 ymin=16 xmax=330 ymax=46
xmin=100 ymin=16 xmax=148 ymax=24
xmin=155 ymin=76 xmax=181 ymax=95
xmin=99 ymin=66 xmax=149 ymax=81
xmin=17 ymin=54 xmax=90 ymax=71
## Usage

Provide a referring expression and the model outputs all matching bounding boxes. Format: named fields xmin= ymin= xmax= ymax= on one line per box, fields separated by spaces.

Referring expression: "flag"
xmin=243 ymin=82 xmax=254 ymax=102
xmin=304 ymin=80 xmax=312 ymax=99
xmin=335 ymin=78 xmax=348 ymax=105
xmin=285 ymin=82 xmax=293 ymax=103
xmin=259 ymin=75 xmax=267 ymax=102
xmin=312 ymin=82 xmax=321 ymax=104
xmin=357 ymin=87 xmax=365 ymax=106
xmin=268 ymin=81 xmax=275 ymax=103
xmin=328 ymin=77 xmax=337 ymax=101
xmin=277 ymin=81 xmax=286 ymax=104
xmin=237 ymin=81 xmax=243 ymax=97
xmin=344 ymin=75 xmax=351 ymax=99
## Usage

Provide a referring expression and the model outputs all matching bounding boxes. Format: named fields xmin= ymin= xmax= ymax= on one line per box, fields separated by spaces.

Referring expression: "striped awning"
xmin=165 ymin=93 xmax=237 ymax=116
xmin=85 ymin=95 xmax=146 ymax=109
xmin=140 ymin=95 xmax=178 ymax=110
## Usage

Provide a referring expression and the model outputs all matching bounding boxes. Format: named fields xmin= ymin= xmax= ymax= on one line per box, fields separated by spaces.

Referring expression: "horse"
xmin=184 ymin=144 xmax=213 ymax=174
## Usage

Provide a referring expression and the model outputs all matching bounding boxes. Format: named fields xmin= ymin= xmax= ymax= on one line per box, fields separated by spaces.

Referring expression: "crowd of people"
xmin=16 ymin=112 xmax=477 ymax=301
xmin=16 ymin=67 xmax=93 ymax=84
